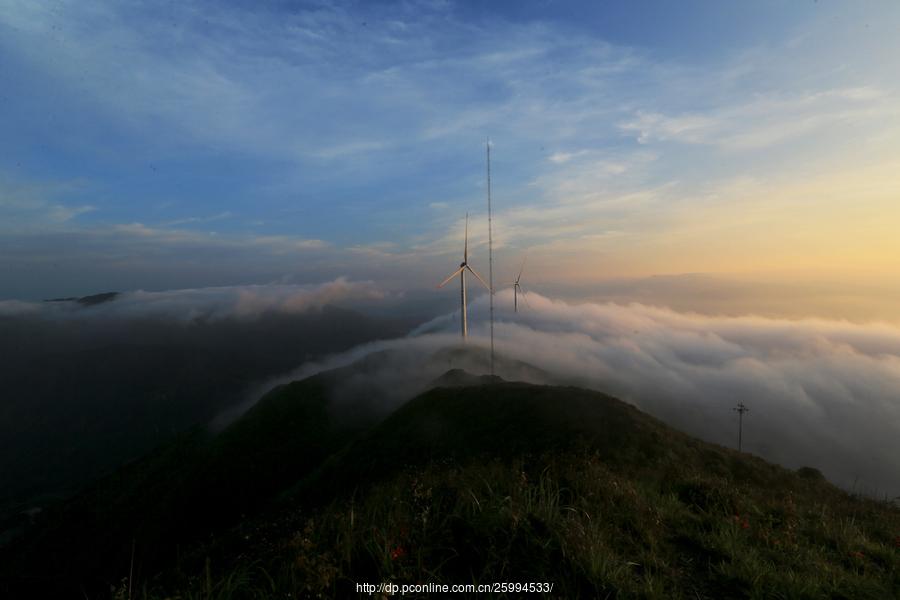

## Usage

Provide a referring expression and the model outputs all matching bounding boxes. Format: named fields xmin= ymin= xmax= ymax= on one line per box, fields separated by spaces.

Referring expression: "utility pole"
xmin=733 ymin=402 xmax=749 ymax=452
xmin=486 ymin=138 xmax=495 ymax=376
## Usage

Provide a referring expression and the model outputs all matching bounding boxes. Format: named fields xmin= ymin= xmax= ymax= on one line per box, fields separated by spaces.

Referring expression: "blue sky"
xmin=2 ymin=0 xmax=900 ymax=301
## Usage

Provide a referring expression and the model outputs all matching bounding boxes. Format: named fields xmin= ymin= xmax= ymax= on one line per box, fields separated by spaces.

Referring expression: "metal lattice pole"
xmin=487 ymin=139 xmax=495 ymax=376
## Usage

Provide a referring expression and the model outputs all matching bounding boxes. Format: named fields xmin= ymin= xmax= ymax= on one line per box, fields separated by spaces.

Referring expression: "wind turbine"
xmin=438 ymin=213 xmax=489 ymax=340
xmin=513 ymin=256 xmax=529 ymax=313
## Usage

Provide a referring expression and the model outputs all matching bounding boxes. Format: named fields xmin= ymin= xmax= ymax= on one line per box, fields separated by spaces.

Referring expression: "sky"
xmin=2 ymin=0 xmax=900 ymax=317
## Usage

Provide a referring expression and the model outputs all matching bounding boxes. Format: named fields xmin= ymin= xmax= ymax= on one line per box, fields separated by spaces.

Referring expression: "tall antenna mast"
xmin=733 ymin=402 xmax=749 ymax=452
xmin=487 ymin=138 xmax=495 ymax=376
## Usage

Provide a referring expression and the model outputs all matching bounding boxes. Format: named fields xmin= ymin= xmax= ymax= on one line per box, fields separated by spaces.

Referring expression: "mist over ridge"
xmin=265 ymin=289 xmax=900 ymax=499
xmin=0 ymin=280 xmax=415 ymax=525
xmin=4 ymin=277 xmax=897 ymax=500
xmin=0 ymin=278 xmax=384 ymax=321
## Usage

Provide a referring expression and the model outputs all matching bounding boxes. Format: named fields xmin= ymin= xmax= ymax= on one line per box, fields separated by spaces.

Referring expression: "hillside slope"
xmin=0 ymin=371 xmax=375 ymax=597
xmin=0 ymin=303 xmax=414 ymax=527
xmin=3 ymin=363 xmax=898 ymax=599
xmin=173 ymin=378 xmax=900 ymax=599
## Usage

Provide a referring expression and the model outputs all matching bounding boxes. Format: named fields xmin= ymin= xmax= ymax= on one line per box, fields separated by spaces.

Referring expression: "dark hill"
xmin=296 ymin=380 xmax=685 ymax=501
xmin=2 ymin=361 xmax=898 ymax=599
xmin=76 ymin=291 xmax=120 ymax=306
xmin=0 ymin=347 xmax=519 ymax=596
xmin=248 ymin=379 xmax=900 ymax=599
xmin=0 ymin=371 xmax=375 ymax=597
xmin=0 ymin=303 xmax=414 ymax=535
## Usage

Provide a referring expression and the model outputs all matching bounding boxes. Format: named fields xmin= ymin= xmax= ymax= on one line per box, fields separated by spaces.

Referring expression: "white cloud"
xmin=0 ymin=177 xmax=95 ymax=229
xmin=165 ymin=211 xmax=234 ymax=226
xmin=547 ymin=150 xmax=589 ymax=164
xmin=0 ymin=0 xmax=647 ymax=163
xmin=3 ymin=278 xmax=384 ymax=321
xmin=111 ymin=222 xmax=327 ymax=253
xmin=277 ymin=292 xmax=900 ymax=498
xmin=619 ymin=87 xmax=897 ymax=150
xmin=0 ymin=299 xmax=40 ymax=317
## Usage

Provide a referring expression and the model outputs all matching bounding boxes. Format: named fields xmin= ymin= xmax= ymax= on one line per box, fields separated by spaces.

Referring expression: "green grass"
xmin=131 ymin=450 xmax=899 ymax=599
xmin=132 ymin=382 xmax=899 ymax=599
xmin=6 ymin=376 xmax=899 ymax=598
xmin=0 ymin=373 xmax=377 ymax=597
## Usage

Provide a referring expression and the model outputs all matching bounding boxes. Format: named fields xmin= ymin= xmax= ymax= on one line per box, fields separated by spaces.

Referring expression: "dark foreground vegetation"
xmin=2 ymin=357 xmax=898 ymax=598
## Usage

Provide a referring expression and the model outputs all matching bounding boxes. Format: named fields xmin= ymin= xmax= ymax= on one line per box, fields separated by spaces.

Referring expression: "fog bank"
xmin=279 ymin=291 xmax=900 ymax=498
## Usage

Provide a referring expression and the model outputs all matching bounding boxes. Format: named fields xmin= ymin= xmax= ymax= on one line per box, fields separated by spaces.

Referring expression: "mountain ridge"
xmin=2 ymin=354 xmax=897 ymax=598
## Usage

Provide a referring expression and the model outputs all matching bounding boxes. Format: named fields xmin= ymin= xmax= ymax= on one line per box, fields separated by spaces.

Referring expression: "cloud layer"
xmin=0 ymin=278 xmax=383 ymax=322
xmin=281 ymin=291 xmax=900 ymax=498
xmin=5 ymin=281 xmax=897 ymax=500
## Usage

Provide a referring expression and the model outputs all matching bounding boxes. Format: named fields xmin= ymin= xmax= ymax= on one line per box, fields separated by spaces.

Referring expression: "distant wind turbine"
xmin=513 ymin=256 xmax=529 ymax=313
xmin=438 ymin=213 xmax=489 ymax=340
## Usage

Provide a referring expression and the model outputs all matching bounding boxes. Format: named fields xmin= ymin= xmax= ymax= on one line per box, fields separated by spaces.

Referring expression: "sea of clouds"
xmin=272 ymin=289 xmax=900 ymax=499
xmin=0 ymin=278 xmax=384 ymax=322
xmin=3 ymin=280 xmax=897 ymax=498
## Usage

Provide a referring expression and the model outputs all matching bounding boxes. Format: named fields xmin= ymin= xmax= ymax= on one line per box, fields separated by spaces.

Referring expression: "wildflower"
xmin=391 ymin=545 xmax=407 ymax=561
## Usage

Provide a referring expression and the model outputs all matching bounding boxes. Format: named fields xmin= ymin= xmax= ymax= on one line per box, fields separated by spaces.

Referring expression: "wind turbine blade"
xmin=464 ymin=212 xmax=468 ymax=264
xmin=437 ymin=267 xmax=464 ymax=288
xmin=516 ymin=256 xmax=527 ymax=283
xmin=466 ymin=265 xmax=490 ymax=290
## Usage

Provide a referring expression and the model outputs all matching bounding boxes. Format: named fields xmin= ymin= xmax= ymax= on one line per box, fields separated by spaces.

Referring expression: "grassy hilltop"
xmin=2 ymin=355 xmax=898 ymax=599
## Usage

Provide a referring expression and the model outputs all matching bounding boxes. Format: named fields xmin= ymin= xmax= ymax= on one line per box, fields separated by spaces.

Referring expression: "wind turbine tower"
xmin=438 ymin=213 xmax=489 ymax=340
